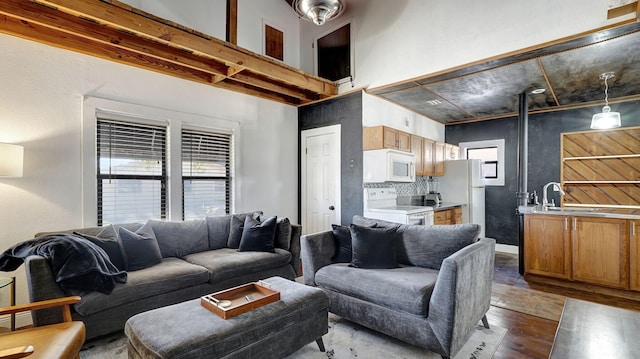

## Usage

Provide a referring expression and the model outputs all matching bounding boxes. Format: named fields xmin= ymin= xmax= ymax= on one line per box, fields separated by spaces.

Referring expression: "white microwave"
xmin=363 ymin=149 xmax=416 ymax=183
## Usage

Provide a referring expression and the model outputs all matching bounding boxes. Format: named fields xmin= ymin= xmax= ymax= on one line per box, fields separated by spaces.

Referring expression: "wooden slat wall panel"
xmin=563 ymin=158 xmax=640 ymax=181
xmin=564 ymin=184 xmax=640 ymax=206
xmin=561 ymin=126 xmax=640 ymax=208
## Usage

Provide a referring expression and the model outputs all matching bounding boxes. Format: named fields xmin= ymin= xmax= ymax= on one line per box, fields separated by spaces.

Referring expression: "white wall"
xmin=300 ymin=0 xmax=631 ymax=89
xmin=362 ymin=93 xmax=444 ymax=141
xmin=119 ymin=0 xmax=301 ymax=68
xmin=0 ymin=33 xmax=298 ymax=315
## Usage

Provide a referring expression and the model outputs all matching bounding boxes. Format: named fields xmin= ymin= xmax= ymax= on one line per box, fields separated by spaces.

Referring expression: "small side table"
xmin=0 ymin=277 xmax=16 ymax=331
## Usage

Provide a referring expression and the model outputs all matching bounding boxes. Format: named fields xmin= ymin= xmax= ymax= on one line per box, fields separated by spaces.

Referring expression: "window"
xmin=97 ymin=119 xmax=167 ymax=225
xmin=460 ymin=139 xmax=505 ymax=186
xmin=182 ymin=129 xmax=232 ymax=220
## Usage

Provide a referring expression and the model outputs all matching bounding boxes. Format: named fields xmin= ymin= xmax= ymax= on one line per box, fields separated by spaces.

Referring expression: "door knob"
xmin=329 ymin=205 xmax=335 ymax=211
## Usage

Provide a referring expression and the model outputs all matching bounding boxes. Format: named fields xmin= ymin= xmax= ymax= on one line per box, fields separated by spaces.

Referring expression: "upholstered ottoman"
xmin=124 ymin=276 xmax=329 ymax=359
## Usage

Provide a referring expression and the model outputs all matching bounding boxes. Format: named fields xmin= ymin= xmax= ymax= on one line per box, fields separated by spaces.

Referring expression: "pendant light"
xmin=292 ymin=0 xmax=345 ymax=26
xmin=590 ymin=72 xmax=621 ymax=129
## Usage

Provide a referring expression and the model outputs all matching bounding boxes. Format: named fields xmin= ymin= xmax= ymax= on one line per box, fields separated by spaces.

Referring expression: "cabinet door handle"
xmin=632 ymin=222 xmax=636 ymax=236
xmin=572 ymin=218 xmax=577 ymax=231
xmin=564 ymin=218 xmax=568 ymax=231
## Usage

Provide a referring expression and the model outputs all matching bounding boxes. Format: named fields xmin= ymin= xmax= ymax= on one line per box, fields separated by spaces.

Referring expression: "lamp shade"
xmin=0 ymin=143 xmax=24 ymax=177
xmin=590 ymin=105 xmax=621 ymax=129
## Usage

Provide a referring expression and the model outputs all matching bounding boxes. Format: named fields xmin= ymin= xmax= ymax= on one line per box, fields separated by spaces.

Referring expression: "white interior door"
xmin=301 ymin=125 xmax=341 ymax=235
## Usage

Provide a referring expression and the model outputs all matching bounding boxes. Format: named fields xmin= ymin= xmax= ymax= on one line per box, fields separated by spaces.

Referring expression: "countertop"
xmin=519 ymin=205 xmax=640 ymax=220
xmin=432 ymin=202 xmax=465 ymax=211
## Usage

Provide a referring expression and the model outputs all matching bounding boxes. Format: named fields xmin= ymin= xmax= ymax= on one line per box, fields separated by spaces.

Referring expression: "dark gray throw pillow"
xmin=238 ymin=216 xmax=277 ymax=253
xmin=349 ymin=224 xmax=400 ymax=269
xmin=118 ymin=222 xmax=162 ymax=271
xmin=227 ymin=212 xmax=262 ymax=249
xmin=73 ymin=231 xmax=126 ymax=271
xmin=331 ymin=224 xmax=353 ymax=263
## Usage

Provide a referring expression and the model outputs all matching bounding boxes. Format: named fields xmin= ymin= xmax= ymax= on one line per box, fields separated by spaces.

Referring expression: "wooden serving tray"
xmin=201 ymin=281 xmax=280 ymax=319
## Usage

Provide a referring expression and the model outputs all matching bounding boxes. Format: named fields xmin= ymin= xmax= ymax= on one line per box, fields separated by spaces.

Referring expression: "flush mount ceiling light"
xmin=591 ymin=72 xmax=621 ymax=130
xmin=293 ymin=0 xmax=346 ymax=26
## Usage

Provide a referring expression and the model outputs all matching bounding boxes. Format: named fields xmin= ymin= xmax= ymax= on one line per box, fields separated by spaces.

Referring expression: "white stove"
xmin=363 ymin=187 xmax=434 ymax=225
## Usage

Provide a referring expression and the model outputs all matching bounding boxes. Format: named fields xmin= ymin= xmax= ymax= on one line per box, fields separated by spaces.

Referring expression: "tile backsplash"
xmin=364 ymin=177 xmax=429 ymax=196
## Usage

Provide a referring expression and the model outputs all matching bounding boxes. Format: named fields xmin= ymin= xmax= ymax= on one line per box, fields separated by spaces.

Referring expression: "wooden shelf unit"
xmin=561 ymin=126 xmax=640 ymax=208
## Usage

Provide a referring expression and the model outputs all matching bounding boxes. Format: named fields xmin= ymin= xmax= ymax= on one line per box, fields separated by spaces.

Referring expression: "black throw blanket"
xmin=0 ymin=234 xmax=127 ymax=295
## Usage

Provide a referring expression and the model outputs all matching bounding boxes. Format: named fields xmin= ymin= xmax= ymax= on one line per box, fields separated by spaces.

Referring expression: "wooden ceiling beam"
xmin=31 ymin=0 xmax=337 ymax=97
xmin=607 ymin=1 xmax=640 ymax=19
xmin=0 ymin=0 xmax=323 ymax=104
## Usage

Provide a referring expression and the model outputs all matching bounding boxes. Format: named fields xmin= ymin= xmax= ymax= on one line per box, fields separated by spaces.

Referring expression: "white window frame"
xmin=82 ymin=96 xmax=240 ymax=226
xmin=459 ymin=139 xmax=505 ymax=186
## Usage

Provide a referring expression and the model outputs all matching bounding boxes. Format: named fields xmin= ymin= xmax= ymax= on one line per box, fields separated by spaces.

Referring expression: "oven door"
xmin=407 ymin=212 xmax=433 ymax=226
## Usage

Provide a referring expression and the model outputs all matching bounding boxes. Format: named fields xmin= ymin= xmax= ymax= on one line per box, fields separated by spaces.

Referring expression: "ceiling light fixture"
xmin=530 ymin=88 xmax=546 ymax=94
xmin=590 ymin=72 xmax=621 ymax=130
xmin=292 ymin=0 xmax=346 ymax=26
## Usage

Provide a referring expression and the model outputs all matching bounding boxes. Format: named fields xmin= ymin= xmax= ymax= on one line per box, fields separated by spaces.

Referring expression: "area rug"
xmin=80 ymin=314 xmax=507 ymax=359
xmin=491 ymin=282 xmax=565 ymax=321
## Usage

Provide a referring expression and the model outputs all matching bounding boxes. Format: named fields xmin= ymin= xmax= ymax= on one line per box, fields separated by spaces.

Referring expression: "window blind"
xmin=97 ymin=119 xmax=167 ymax=225
xmin=182 ymin=129 xmax=232 ymax=220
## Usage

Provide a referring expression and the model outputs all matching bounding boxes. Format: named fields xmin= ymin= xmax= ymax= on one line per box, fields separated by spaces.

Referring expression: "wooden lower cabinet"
xmin=434 ymin=207 xmax=463 ymax=225
xmin=630 ymin=220 xmax=640 ymax=291
xmin=524 ymin=215 xmax=571 ymax=279
xmin=571 ymin=217 xmax=629 ymax=289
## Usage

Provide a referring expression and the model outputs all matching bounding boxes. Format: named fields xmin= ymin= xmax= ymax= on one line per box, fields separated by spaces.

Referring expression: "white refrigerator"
xmin=438 ymin=159 xmax=486 ymax=237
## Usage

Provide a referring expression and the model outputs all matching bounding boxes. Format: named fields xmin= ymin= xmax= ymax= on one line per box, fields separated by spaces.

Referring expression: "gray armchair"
xmin=301 ymin=216 xmax=495 ymax=358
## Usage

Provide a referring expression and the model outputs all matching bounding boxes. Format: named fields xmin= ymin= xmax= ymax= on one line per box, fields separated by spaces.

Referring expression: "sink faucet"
xmin=542 ymin=182 xmax=565 ymax=210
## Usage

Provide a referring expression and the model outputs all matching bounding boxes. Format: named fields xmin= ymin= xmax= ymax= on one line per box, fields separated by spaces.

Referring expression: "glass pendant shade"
xmin=591 ymin=105 xmax=621 ymax=129
xmin=590 ymin=72 xmax=621 ymax=130
xmin=293 ymin=0 xmax=345 ymax=26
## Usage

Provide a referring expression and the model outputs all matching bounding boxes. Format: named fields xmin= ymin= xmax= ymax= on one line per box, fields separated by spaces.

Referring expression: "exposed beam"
xmin=31 ymin=0 xmax=336 ymax=97
xmin=226 ymin=0 xmax=237 ymax=44
xmin=607 ymin=1 xmax=640 ymax=19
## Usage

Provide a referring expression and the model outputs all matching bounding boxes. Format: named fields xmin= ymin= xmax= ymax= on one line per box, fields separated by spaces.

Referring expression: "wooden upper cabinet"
xmin=423 ymin=138 xmax=436 ymax=176
xmin=434 ymin=142 xmax=446 ymax=176
xmin=571 ymin=216 xmax=629 ymax=289
xmin=410 ymin=135 xmax=425 ymax=176
xmin=524 ymin=214 xmax=571 ymax=279
xmin=363 ymin=126 xmax=411 ymax=151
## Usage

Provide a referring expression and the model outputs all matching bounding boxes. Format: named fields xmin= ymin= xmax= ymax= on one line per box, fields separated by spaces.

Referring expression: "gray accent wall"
xmin=298 ymin=91 xmax=364 ymax=225
xmin=446 ymin=100 xmax=640 ymax=245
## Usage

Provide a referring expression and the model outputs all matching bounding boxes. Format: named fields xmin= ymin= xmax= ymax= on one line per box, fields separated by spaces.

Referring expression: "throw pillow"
xmin=73 ymin=231 xmax=126 ymax=271
xmin=118 ymin=222 xmax=162 ymax=271
xmin=331 ymin=224 xmax=353 ymax=263
xmin=274 ymin=217 xmax=292 ymax=250
xmin=206 ymin=214 xmax=233 ymax=250
xmin=349 ymin=224 xmax=400 ymax=269
xmin=227 ymin=212 xmax=262 ymax=249
xmin=238 ymin=215 xmax=277 ymax=253
xmin=147 ymin=219 xmax=208 ymax=258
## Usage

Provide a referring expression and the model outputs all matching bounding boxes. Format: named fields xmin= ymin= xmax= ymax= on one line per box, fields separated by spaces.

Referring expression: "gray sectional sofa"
xmin=301 ymin=215 xmax=495 ymax=359
xmin=25 ymin=212 xmax=301 ymax=340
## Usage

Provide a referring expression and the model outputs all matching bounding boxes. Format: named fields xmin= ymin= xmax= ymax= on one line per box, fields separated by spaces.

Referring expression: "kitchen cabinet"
xmin=410 ymin=135 xmax=425 ymax=176
xmin=525 ymin=214 xmax=631 ymax=289
xmin=423 ymin=138 xmax=435 ymax=177
xmin=434 ymin=142 xmax=445 ymax=176
xmin=363 ymin=126 xmax=411 ymax=152
xmin=524 ymin=214 xmax=571 ymax=279
xmin=434 ymin=207 xmax=462 ymax=225
xmin=631 ymin=220 xmax=640 ymax=291
xmin=571 ymin=216 xmax=629 ymax=289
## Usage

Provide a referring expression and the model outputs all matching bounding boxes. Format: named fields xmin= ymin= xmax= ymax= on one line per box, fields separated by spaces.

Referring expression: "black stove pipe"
xmin=516 ymin=92 xmax=529 ymax=275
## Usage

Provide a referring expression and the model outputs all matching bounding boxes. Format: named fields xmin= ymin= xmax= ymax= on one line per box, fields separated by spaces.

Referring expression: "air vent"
xmin=426 ymin=99 xmax=442 ymax=106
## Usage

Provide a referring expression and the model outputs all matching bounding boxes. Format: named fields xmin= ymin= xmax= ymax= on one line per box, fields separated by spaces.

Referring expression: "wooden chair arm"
xmin=0 ymin=296 xmax=81 ymax=322
xmin=0 ymin=345 xmax=34 ymax=359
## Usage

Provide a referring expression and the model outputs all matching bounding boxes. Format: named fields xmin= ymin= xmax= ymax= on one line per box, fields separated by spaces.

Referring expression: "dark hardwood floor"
xmin=489 ymin=252 xmax=640 ymax=358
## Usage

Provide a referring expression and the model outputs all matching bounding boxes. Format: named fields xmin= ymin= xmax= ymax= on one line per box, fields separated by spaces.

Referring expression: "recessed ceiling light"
xmin=530 ymin=88 xmax=546 ymax=94
xmin=426 ymin=99 xmax=442 ymax=106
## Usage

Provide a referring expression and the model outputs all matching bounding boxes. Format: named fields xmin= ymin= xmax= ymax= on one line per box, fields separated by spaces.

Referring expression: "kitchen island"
xmin=523 ymin=207 xmax=640 ymax=300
